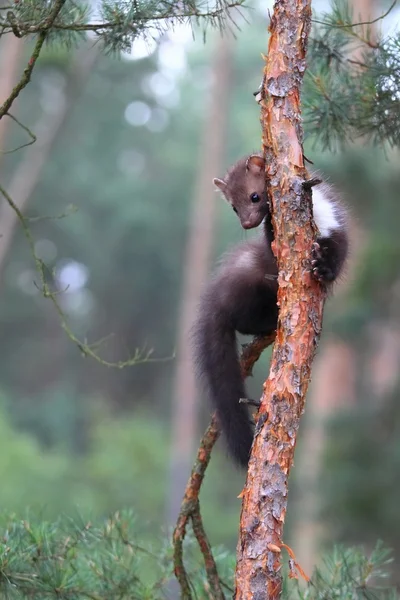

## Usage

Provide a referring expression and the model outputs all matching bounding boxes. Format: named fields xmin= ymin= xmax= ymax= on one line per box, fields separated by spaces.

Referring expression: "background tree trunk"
xmin=166 ymin=34 xmax=234 ymax=525
xmin=0 ymin=43 xmax=99 ymax=285
xmin=290 ymin=0 xmax=375 ymax=572
xmin=0 ymin=32 xmax=24 ymax=157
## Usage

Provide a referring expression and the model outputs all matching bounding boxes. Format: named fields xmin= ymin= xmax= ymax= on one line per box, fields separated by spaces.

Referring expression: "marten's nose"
xmin=242 ymin=221 xmax=253 ymax=229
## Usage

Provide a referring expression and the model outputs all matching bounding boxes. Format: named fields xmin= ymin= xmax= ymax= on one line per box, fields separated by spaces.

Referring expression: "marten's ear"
xmin=246 ymin=155 xmax=265 ymax=174
xmin=213 ymin=178 xmax=227 ymax=192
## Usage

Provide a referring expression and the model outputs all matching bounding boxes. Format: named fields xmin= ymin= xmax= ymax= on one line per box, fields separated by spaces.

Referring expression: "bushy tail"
xmin=192 ymin=298 xmax=254 ymax=467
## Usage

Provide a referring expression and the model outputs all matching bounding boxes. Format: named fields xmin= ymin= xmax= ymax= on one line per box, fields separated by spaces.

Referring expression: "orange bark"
xmin=235 ymin=1 xmax=325 ymax=598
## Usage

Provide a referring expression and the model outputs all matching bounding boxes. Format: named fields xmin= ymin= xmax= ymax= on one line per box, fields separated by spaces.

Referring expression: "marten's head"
xmin=213 ymin=154 xmax=269 ymax=229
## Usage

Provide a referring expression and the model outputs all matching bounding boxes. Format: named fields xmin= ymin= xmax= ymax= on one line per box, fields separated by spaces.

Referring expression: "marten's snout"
xmin=242 ymin=220 xmax=254 ymax=229
xmin=240 ymin=211 xmax=265 ymax=229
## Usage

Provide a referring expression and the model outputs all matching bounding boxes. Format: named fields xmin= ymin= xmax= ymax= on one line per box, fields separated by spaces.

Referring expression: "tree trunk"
xmin=166 ymin=34 xmax=234 ymax=525
xmin=235 ymin=2 xmax=321 ymax=597
xmin=290 ymin=0 xmax=375 ymax=571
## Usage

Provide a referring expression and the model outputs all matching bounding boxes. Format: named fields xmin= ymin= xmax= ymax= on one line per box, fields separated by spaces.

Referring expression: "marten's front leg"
xmin=311 ymin=229 xmax=348 ymax=283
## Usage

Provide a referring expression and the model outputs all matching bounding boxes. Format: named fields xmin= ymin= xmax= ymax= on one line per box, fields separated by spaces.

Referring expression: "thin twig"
xmin=0 ymin=183 xmax=170 ymax=368
xmin=239 ymin=397 xmax=261 ymax=408
xmin=1 ymin=113 xmax=36 ymax=154
xmin=240 ymin=333 xmax=276 ymax=378
xmin=0 ymin=33 xmax=46 ymax=119
xmin=173 ymin=414 xmax=220 ymax=599
xmin=191 ymin=502 xmax=225 ymax=600
xmin=312 ymin=0 xmax=396 ymax=29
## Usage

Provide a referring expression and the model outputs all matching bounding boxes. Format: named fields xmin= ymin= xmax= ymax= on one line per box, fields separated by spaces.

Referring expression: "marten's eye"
xmin=232 ymin=206 xmax=238 ymax=214
xmin=250 ymin=193 xmax=260 ymax=203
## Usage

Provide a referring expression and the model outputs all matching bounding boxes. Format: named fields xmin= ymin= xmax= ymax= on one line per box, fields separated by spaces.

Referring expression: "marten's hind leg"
xmin=233 ymin=281 xmax=278 ymax=337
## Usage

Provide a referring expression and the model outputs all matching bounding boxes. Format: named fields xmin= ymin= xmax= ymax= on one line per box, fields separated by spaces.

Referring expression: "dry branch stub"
xmin=235 ymin=1 xmax=326 ymax=599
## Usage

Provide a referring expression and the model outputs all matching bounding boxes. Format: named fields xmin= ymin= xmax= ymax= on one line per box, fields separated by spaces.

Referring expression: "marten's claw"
xmin=311 ymin=242 xmax=335 ymax=283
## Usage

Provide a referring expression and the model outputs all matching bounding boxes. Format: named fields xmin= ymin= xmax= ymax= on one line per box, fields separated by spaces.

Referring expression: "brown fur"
xmin=193 ymin=155 xmax=349 ymax=467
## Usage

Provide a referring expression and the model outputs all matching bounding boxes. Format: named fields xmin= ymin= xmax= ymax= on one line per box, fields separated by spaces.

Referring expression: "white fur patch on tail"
xmin=312 ymin=187 xmax=340 ymax=237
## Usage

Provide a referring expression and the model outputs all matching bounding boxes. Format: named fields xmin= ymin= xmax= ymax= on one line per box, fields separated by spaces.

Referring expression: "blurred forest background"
xmin=0 ymin=0 xmax=400 ymax=580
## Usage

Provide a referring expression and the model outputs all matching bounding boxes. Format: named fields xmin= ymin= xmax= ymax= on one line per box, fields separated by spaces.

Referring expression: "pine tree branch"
xmin=1 ymin=112 xmax=36 ymax=154
xmin=300 ymin=1 xmax=400 ymax=149
xmin=0 ymin=0 xmax=245 ymax=121
xmin=191 ymin=502 xmax=225 ymax=600
xmin=2 ymin=3 xmax=246 ymax=35
xmin=173 ymin=333 xmax=275 ymax=600
xmin=173 ymin=414 xmax=220 ymax=599
xmin=235 ymin=1 xmax=324 ymax=598
xmin=0 ymin=0 xmax=67 ymax=120
xmin=312 ymin=0 xmax=396 ymax=29
xmin=0 ymin=0 xmax=246 ymax=44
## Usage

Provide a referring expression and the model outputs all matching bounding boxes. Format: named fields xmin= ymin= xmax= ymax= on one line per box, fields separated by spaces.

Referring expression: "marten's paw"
xmin=311 ymin=241 xmax=336 ymax=283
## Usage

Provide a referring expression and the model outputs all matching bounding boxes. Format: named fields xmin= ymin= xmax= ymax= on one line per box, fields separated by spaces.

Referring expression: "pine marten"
xmin=192 ymin=154 xmax=349 ymax=467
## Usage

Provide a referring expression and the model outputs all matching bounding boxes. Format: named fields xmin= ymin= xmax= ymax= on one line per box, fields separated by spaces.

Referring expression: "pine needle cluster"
xmin=0 ymin=511 xmax=166 ymax=599
xmin=0 ymin=511 xmax=397 ymax=599
xmin=289 ymin=543 xmax=398 ymax=600
xmin=305 ymin=0 xmax=400 ymax=149
xmin=0 ymin=0 xmax=245 ymax=53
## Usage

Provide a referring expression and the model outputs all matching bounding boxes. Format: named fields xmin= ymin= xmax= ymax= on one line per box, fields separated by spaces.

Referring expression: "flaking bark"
xmin=235 ymin=1 xmax=325 ymax=598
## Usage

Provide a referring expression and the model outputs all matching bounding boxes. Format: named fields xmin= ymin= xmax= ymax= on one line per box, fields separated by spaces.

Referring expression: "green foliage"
xmin=287 ymin=542 xmax=397 ymax=600
xmin=1 ymin=0 xmax=400 ymax=575
xmin=0 ymin=399 xmax=170 ymax=522
xmin=0 ymin=15 xmax=269 ymax=407
xmin=0 ymin=511 xmax=167 ymax=598
xmin=5 ymin=0 xmax=400 ymax=150
xmin=303 ymin=147 xmax=400 ymax=571
xmin=0 ymin=396 xmax=246 ymax=548
xmin=0 ymin=403 xmax=71 ymax=513
xmin=305 ymin=0 xmax=400 ymax=149
xmin=0 ymin=28 xmax=265 ymax=547
xmin=305 ymin=147 xmax=400 ymax=338
xmin=0 ymin=514 xmax=396 ymax=600
xmin=321 ymin=388 xmax=400 ymax=565
xmin=5 ymin=0 xmax=89 ymax=49
xmin=0 ymin=0 xmax=246 ymax=54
